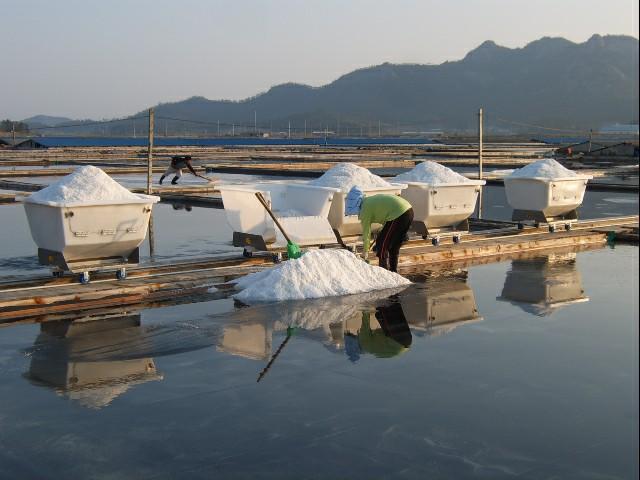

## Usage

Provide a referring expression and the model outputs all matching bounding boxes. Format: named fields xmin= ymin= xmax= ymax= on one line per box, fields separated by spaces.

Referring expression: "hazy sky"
xmin=1 ymin=0 xmax=638 ymax=120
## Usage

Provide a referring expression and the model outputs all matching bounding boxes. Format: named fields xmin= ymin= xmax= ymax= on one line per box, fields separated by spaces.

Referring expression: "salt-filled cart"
xmin=503 ymin=159 xmax=592 ymax=232
xmin=22 ymin=166 xmax=159 ymax=283
xmin=219 ymin=182 xmax=341 ymax=261
xmin=394 ymin=161 xmax=485 ymax=245
xmin=308 ymin=163 xmax=406 ymax=244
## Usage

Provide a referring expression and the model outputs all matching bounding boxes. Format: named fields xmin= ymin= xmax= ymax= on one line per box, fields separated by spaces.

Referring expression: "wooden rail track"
xmin=0 ymin=216 xmax=635 ymax=323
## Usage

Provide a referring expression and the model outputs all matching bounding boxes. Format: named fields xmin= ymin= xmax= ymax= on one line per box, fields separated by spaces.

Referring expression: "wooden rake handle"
xmin=254 ymin=192 xmax=293 ymax=244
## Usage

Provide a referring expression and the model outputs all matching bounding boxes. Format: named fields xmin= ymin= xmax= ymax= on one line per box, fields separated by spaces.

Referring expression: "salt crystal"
xmin=508 ymin=159 xmax=578 ymax=179
xmin=394 ymin=161 xmax=471 ymax=184
xmin=25 ymin=166 xmax=158 ymax=206
xmin=310 ymin=163 xmax=392 ymax=192
xmin=233 ymin=249 xmax=411 ymax=303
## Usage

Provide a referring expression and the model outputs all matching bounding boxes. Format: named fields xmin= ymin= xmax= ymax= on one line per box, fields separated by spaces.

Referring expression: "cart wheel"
xmin=453 ymin=235 xmax=462 ymax=244
xmin=52 ymin=270 xmax=64 ymax=278
xmin=534 ymin=222 xmax=540 ymax=228
xmin=271 ymin=253 xmax=282 ymax=264
xmin=242 ymin=248 xmax=253 ymax=258
xmin=421 ymin=235 xmax=428 ymax=240
xmin=431 ymin=237 xmax=440 ymax=246
xmin=79 ymin=272 xmax=90 ymax=284
xmin=116 ymin=268 xmax=127 ymax=280
xmin=565 ymin=223 xmax=572 ymax=231
xmin=549 ymin=224 xmax=556 ymax=233
xmin=517 ymin=223 xmax=524 ymax=230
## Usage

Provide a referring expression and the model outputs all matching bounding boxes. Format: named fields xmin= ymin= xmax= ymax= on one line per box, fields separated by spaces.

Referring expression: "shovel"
xmin=195 ymin=173 xmax=219 ymax=183
xmin=254 ymin=192 xmax=302 ymax=259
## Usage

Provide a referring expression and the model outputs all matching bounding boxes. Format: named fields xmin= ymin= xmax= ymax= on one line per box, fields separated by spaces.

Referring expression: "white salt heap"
xmin=310 ymin=162 xmax=392 ymax=192
xmin=508 ymin=159 xmax=577 ymax=179
xmin=26 ymin=165 xmax=156 ymax=206
xmin=393 ymin=161 xmax=472 ymax=184
xmin=233 ymin=249 xmax=411 ymax=303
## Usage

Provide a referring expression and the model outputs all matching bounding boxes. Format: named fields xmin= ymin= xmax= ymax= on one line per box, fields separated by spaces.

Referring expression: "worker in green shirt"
xmin=345 ymin=186 xmax=414 ymax=272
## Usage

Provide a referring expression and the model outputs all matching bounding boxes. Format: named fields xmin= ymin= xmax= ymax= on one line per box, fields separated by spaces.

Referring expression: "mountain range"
xmin=21 ymin=34 xmax=639 ymax=135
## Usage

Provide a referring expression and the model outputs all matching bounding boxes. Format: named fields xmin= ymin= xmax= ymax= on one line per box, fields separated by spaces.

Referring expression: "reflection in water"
xmin=345 ymin=304 xmax=413 ymax=362
xmin=26 ymin=315 xmax=162 ymax=409
xmin=401 ymin=280 xmax=482 ymax=336
xmin=218 ymin=278 xmax=481 ymax=370
xmin=25 ymin=312 xmax=220 ymax=408
xmin=498 ymin=252 xmax=589 ymax=316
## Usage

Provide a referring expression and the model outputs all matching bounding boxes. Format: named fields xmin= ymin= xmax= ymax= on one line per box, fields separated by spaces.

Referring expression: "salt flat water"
xmin=0 ymin=246 xmax=637 ymax=479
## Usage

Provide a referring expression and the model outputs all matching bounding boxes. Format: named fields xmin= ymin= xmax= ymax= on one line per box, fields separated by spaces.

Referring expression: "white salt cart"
xmin=400 ymin=180 xmax=485 ymax=245
xmin=219 ymin=183 xmax=340 ymax=261
xmin=23 ymin=194 xmax=159 ymax=283
xmin=327 ymin=184 xmax=407 ymax=245
xmin=503 ymin=174 xmax=592 ymax=232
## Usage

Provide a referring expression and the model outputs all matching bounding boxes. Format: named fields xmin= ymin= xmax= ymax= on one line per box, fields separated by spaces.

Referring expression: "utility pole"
xmin=304 ymin=119 xmax=307 ymax=137
xmin=133 ymin=121 xmax=136 ymax=138
xmin=477 ymin=107 xmax=484 ymax=219
xmin=11 ymin=123 xmax=15 ymax=144
xmin=588 ymin=129 xmax=593 ymax=152
xmin=146 ymin=108 xmax=155 ymax=257
xmin=288 ymin=121 xmax=291 ymax=139
xmin=147 ymin=108 xmax=154 ymax=195
xmin=217 ymin=120 xmax=220 ymax=137
xmin=254 ymin=111 xmax=257 ymax=135
xmin=232 ymin=123 xmax=235 ymax=136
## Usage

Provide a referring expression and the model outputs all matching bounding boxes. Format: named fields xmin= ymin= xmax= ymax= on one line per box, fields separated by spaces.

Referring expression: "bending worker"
xmin=159 ymin=155 xmax=198 ymax=185
xmin=345 ymin=186 xmax=414 ymax=272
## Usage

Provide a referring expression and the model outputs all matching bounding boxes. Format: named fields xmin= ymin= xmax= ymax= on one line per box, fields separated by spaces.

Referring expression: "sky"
xmin=1 ymin=0 xmax=638 ymax=120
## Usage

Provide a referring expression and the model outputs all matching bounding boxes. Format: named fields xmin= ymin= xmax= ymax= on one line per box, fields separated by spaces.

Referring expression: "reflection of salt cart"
xmin=400 ymin=180 xmax=485 ymax=245
xmin=23 ymin=195 xmax=159 ymax=283
xmin=26 ymin=314 xmax=162 ymax=409
xmin=504 ymin=175 xmax=591 ymax=232
xmin=400 ymin=280 xmax=482 ymax=335
xmin=219 ymin=183 xmax=340 ymax=261
xmin=497 ymin=253 xmax=589 ymax=316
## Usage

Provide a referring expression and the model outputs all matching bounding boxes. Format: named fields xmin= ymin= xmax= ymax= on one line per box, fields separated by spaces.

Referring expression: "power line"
xmin=491 ymin=115 xmax=589 ymax=134
xmin=27 ymin=115 xmax=148 ymax=131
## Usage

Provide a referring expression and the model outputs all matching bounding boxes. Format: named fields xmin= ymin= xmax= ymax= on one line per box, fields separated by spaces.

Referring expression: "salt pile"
xmin=26 ymin=166 xmax=157 ymax=206
xmin=508 ymin=159 xmax=577 ymax=179
xmin=310 ymin=162 xmax=392 ymax=192
xmin=233 ymin=249 xmax=411 ymax=303
xmin=394 ymin=161 xmax=472 ymax=185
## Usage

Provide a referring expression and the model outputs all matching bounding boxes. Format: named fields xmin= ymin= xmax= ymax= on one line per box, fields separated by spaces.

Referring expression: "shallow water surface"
xmin=0 ymin=246 xmax=637 ymax=479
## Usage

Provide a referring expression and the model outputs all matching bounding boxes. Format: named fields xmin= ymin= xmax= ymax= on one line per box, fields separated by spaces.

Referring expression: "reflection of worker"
xmin=345 ymin=187 xmax=414 ymax=272
xmin=159 ymin=155 xmax=197 ymax=185
xmin=345 ymin=303 xmax=412 ymax=361
xmin=171 ymin=203 xmax=192 ymax=212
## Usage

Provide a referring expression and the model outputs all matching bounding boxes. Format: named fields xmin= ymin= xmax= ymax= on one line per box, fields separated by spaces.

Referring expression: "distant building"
xmin=12 ymin=138 xmax=49 ymax=149
xmin=556 ymin=140 xmax=639 ymax=159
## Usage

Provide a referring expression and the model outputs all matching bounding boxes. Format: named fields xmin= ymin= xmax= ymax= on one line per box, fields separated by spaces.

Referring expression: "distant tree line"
xmin=0 ymin=120 xmax=30 ymax=133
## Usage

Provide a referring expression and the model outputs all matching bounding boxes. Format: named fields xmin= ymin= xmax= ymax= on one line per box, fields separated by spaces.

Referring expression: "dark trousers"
xmin=374 ymin=208 xmax=414 ymax=272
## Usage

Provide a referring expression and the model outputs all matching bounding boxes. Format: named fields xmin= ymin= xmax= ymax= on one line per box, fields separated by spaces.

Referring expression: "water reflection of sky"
xmin=0 ymin=246 xmax=637 ymax=479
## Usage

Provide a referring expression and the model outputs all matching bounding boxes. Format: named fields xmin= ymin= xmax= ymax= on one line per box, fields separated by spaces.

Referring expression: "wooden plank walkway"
xmin=0 ymin=215 xmax=635 ymax=323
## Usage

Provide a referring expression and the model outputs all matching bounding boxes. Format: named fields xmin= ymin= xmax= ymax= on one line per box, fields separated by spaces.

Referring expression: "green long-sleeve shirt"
xmin=359 ymin=194 xmax=412 ymax=255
